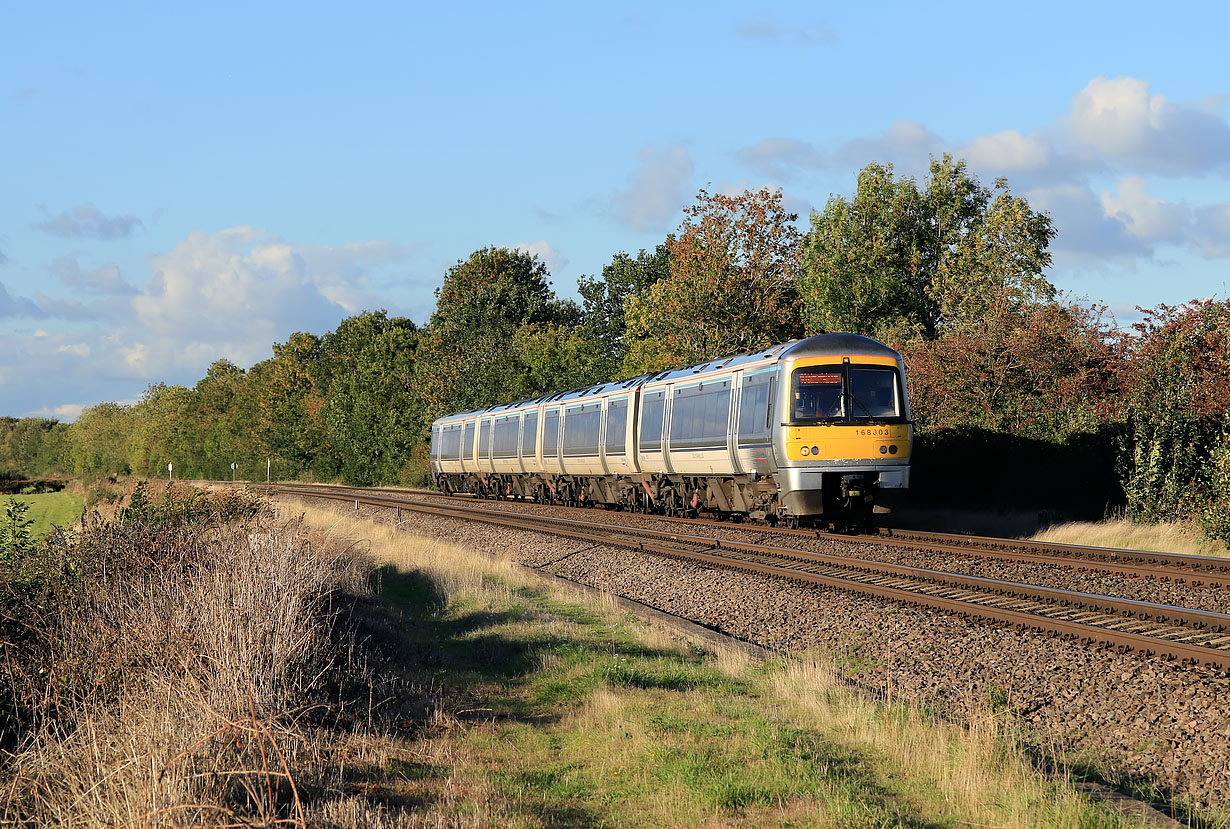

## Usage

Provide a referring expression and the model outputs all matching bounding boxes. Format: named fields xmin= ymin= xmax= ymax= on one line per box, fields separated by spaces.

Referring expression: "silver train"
xmin=428 ymin=334 xmax=912 ymax=527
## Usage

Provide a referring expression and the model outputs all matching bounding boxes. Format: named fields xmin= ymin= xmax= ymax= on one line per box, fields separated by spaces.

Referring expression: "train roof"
xmin=431 ymin=333 xmax=901 ymax=425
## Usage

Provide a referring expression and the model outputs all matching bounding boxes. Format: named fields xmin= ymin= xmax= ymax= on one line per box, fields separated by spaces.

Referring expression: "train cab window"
xmin=791 ymin=366 xmax=844 ymax=423
xmin=849 ymin=367 xmax=903 ymax=420
xmin=791 ymin=365 xmax=905 ymax=424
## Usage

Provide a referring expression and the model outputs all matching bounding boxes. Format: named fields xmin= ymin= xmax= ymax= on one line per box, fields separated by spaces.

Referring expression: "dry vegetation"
xmin=1031 ymin=517 xmax=1230 ymax=557
xmin=0 ymin=485 xmax=379 ymax=826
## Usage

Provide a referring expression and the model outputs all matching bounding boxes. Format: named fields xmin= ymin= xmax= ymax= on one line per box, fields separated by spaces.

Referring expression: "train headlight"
xmin=800 ymin=445 xmax=810 ymax=456
xmin=879 ymin=445 xmax=888 ymax=454
xmin=889 ymin=445 xmax=898 ymax=454
xmin=810 ymin=446 xmax=819 ymax=455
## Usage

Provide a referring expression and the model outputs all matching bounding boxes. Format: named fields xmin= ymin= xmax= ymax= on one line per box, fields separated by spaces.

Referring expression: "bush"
xmin=1118 ymin=301 xmax=1230 ymax=542
xmin=0 ymin=484 xmax=370 ymax=824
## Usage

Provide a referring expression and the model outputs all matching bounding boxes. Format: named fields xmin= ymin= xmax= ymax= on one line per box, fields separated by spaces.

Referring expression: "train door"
xmin=727 ymin=371 xmax=744 ymax=475
xmin=461 ymin=419 xmax=476 ymax=474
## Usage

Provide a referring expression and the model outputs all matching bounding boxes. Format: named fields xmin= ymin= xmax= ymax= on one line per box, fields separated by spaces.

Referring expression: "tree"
xmin=128 ymin=383 xmax=196 ymax=477
xmin=319 ymin=311 xmax=420 ymax=485
xmin=68 ymin=402 xmax=135 ymax=476
xmin=414 ymin=247 xmax=573 ymax=426
xmin=192 ymin=360 xmax=253 ymax=479
xmin=511 ymin=322 xmax=605 ymax=396
xmin=577 ymin=241 xmax=672 ymax=380
xmin=801 ymin=155 xmax=1056 ymax=339
xmin=250 ymin=332 xmax=334 ymax=479
xmin=622 ymin=188 xmax=803 ymax=374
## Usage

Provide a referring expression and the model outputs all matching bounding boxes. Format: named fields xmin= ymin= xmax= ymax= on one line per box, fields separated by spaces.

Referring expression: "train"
xmin=428 ymin=333 xmax=911 ymax=529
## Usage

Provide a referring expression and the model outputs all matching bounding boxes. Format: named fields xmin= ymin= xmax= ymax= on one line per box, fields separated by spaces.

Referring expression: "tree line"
xmin=2 ymin=155 xmax=1227 ymax=541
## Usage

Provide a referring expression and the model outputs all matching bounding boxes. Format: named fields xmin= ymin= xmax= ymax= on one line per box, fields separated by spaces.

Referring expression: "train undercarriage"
xmin=434 ymin=470 xmax=885 ymax=531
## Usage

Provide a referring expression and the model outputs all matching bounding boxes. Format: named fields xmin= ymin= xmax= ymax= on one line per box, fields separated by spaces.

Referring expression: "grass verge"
xmin=1030 ymin=517 xmax=1229 ymax=557
xmin=293 ymin=503 xmax=1152 ymax=828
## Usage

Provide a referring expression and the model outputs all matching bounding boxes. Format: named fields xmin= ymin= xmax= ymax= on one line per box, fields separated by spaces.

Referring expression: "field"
xmin=4 ymin=491 xmax=84 ymax=539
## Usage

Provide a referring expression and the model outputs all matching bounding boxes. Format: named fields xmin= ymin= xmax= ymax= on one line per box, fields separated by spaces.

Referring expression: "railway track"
xmin=246 ymin=481 xmax=1230 ymax=589
xmin=263 ymin=481 xmax=1230 ymax=671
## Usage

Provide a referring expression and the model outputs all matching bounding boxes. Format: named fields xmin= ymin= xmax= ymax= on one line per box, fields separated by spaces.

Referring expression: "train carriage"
xmin=429 ymin=333 xmax=911 ymax=527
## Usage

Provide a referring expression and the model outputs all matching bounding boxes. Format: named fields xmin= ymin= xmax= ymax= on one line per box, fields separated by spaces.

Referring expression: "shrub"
xmin=1117 ymin=300 xmax=1230 ymax=542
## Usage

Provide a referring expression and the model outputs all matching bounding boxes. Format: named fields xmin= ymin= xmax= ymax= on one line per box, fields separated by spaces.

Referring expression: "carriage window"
xmin=640 ymin=391 xmax=665 ymax=450
xmin=670 ymin=383 xmax=730 ymax=450
xmin=563 ymin=404 xmax=601 ymax=456
xmin=442 ymin=425 xmax=461 ymax=459
xmin=493 ymin=416 xmax=519 ymax=458
xmin=606 ymin=398 xmax=628 ymax=455
xmin=543 ymin=410 xmax=559 ymax=458
xmin=479 ymin=419 xmax=493 ymax=459
xmin=462 ymin=422 xmax=475 ymax=460
xmin=522 ymin=411 xmax=538 ymax=457
xmin=738 ymin=373 xmax=774 ymax=445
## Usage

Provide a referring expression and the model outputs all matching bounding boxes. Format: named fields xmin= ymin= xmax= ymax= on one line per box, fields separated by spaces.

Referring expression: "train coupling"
xmin=840 ymin=474 xmax=873 ymax=502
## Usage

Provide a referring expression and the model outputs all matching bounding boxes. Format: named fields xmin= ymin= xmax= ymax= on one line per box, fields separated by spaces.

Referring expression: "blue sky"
xmin=3 ymin=1 xmax=1229 ymax=419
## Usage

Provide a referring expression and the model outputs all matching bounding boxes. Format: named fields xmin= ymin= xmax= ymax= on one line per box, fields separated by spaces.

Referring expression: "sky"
xmin=3 ymin=1 xmax=1229 ymax=420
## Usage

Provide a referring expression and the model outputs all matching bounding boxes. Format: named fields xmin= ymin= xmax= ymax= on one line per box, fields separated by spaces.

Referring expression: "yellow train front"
xmin=766 ymin=334 xmax=911 ymax=528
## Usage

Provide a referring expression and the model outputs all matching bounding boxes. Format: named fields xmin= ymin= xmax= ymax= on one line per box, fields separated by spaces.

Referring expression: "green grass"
xmin=7 ymin=491 xmax=84 ymax=540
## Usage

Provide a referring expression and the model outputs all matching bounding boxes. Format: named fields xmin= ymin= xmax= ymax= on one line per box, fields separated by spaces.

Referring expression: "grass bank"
xmin=293 ymin=503 xmax=1148 ymax=828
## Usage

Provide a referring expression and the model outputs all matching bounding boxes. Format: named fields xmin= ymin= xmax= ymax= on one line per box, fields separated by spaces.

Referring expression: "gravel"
xmin=289 ymin=493 xmax=1230 ymax=811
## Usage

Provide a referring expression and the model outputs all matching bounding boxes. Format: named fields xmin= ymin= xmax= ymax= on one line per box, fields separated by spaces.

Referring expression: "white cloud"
xmin=961 ymin=130 xmax=1051 ymax=173
xmin=0 ymin=227 xmax=416 ymax=418
xmin=1068 ymin=76 xmax=1230 ymax=174
xmin=514 ymin=240 xmax=568 ymax=275
xmin=612 ymin=144 xmax=695 ymax=232
xmin=1026 ymin=183 xmax=1149 ymax=264
xmin=130 ymin=226 xmax=399 ymax=376
xmin=53 ymin=256 xmax=138 ymax=295
xmin=1099 ymin=177 xmax=1187 ymax=244
xmin=33 ymin=202 xmax=144 ymax=240
xmin=25 ymin=403 xmax=87 ymax=422
xmin=1193 ymin=204 xmax=1230 ymax=258
xmin=0 ymin=281 xmax=43 ymax=318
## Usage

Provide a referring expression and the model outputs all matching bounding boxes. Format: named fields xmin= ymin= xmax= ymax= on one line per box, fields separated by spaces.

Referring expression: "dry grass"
xmin=0 ymin=493 xmax=380 ymax=826
xmin=1031 ymin=517 xmax=1230 ymax=557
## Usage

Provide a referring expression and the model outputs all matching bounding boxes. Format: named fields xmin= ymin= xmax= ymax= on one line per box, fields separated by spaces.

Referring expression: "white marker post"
xmin=231 ymin=461 xmax=238 ymax=482
xmin=167 ymin=462 xmax=173 ymax=481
